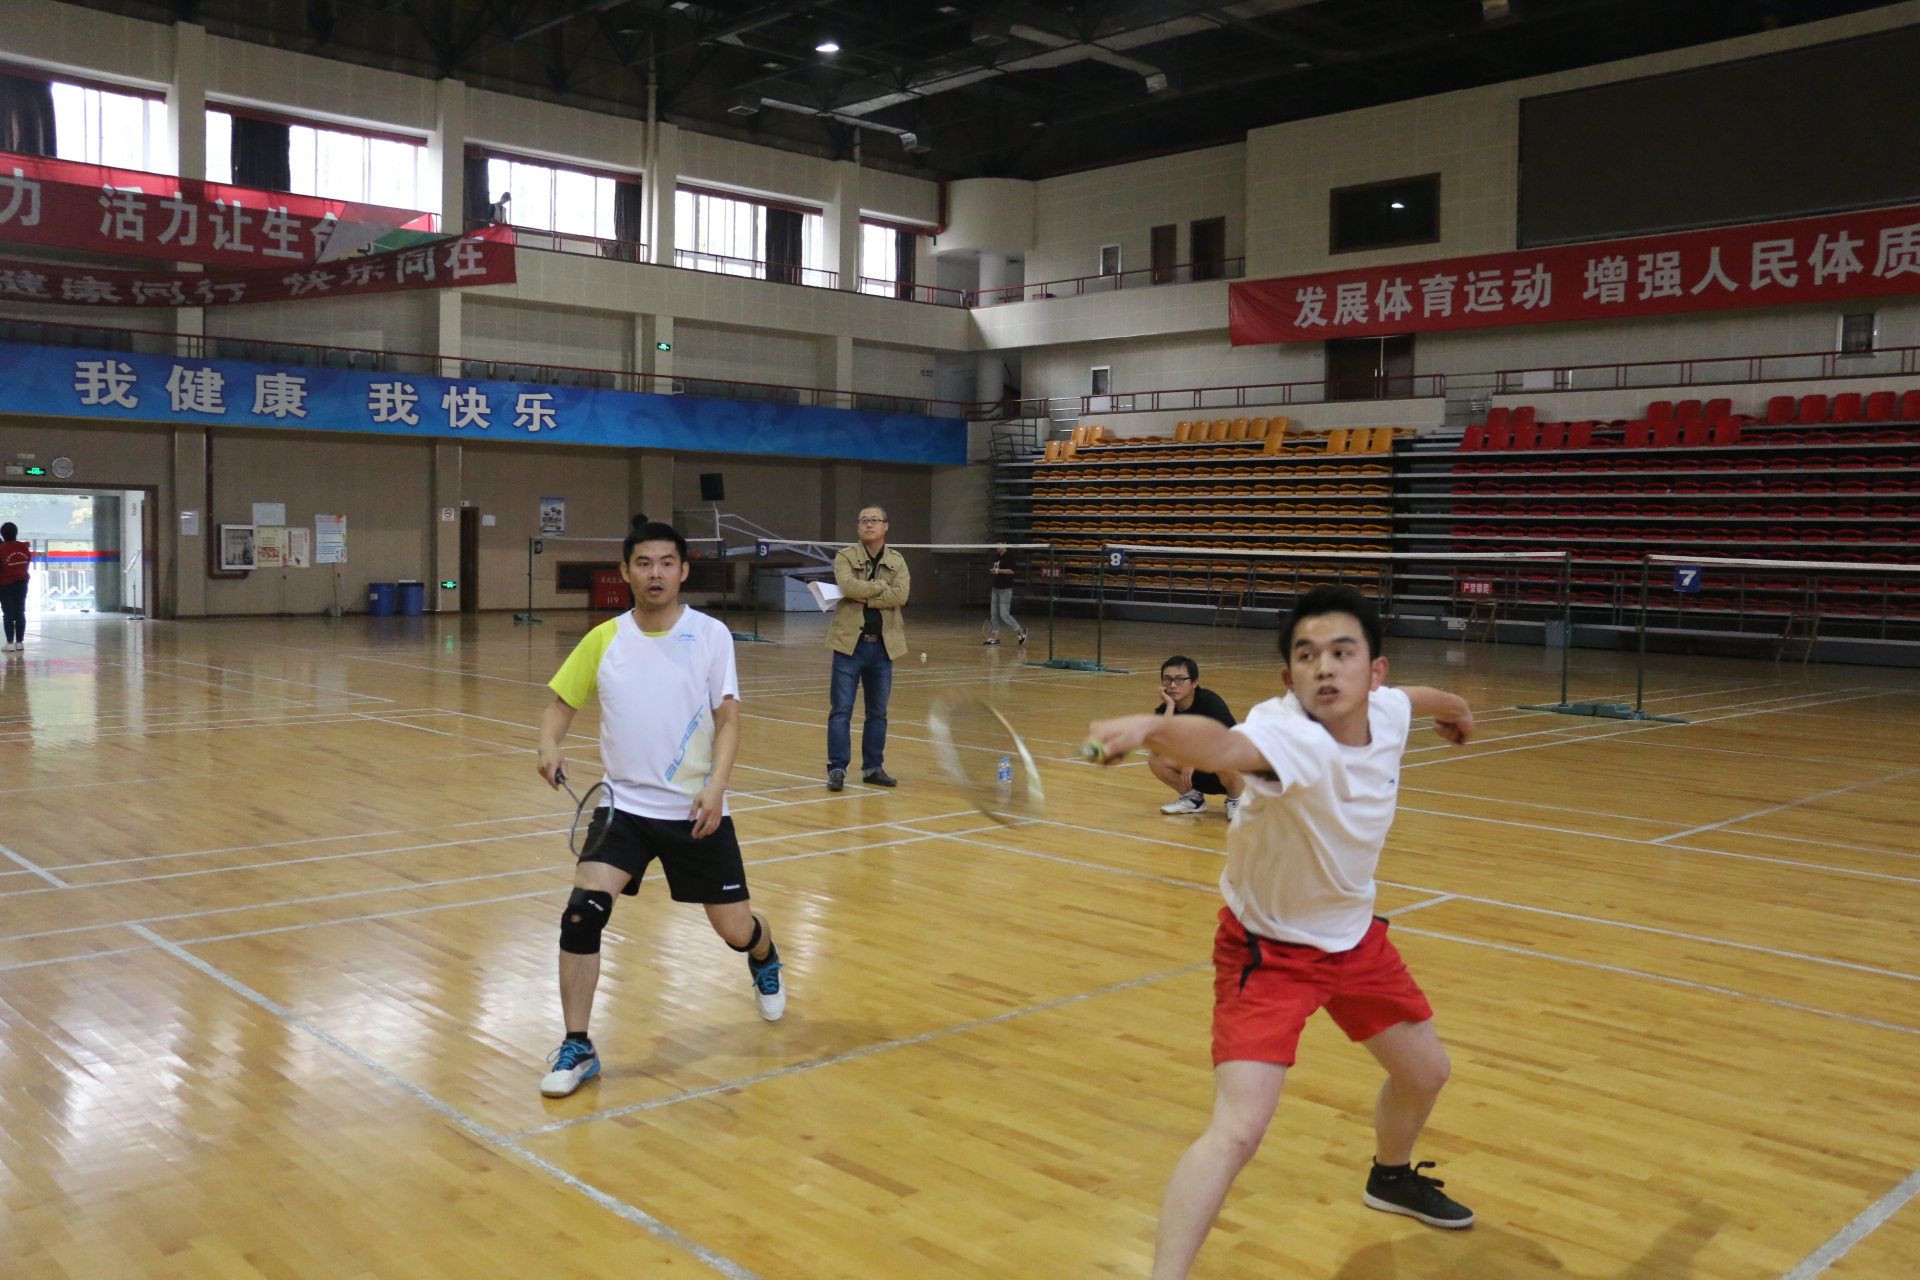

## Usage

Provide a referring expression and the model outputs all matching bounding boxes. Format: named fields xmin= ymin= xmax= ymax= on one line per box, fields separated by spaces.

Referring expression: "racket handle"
xmin=1079 ymin=740 xmax=1109 ymax=763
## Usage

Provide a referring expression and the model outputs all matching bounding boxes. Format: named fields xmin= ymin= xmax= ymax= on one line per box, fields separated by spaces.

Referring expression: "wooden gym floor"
xmin=0 ymin=605 xmax=1916 ymax=1280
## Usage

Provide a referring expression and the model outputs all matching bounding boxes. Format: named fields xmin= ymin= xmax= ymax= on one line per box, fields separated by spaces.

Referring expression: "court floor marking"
xmin=1393 ymin=804 xmax=1920 ymax=886
xmin=1656 ymin=770 xmax=1920 ymax=843
xmin=129 ymin=924 xmax=767 ymax=1280
xmin=1779 ymin=1165 xmax=1920 ymax=1280
xmin=508 ymin=959 xmax=1214 ymax=1141
xmin=0 ymin=841 xmax=66 ymax=888
xmin=939 ymin=816 xmax=1920 ymax=982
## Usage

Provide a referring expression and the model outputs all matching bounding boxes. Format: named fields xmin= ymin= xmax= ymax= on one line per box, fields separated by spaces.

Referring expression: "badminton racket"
xmin=926 ymin=690 xmax=1045 ymax=825
xmin=554 ymin=765 xmax=612 ymax=860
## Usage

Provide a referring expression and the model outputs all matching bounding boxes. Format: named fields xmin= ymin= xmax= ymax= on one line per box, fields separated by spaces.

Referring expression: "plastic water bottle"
xmin=995 ymin=756 xmax=1013 ymax=804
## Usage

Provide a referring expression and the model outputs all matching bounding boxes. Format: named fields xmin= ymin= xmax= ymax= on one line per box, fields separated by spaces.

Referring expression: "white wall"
xmin=463 ymin=298 xmax=632 ymax=372
xmin=1028 ymin=143 xmax=1245 ymax=286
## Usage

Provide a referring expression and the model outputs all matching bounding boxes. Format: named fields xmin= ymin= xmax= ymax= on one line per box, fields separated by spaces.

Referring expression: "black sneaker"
xmin=827 ymin=768 xmax=845 ymax=792
xmin=1363 ymin=1161 xmax=1474 ymax=1229
xmin=862 ymin=767 xmax=898 ymax=787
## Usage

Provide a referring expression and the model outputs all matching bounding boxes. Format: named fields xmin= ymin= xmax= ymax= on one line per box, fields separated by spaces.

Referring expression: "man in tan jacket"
xmin=826 ymin=506 xmax=910 ymax=791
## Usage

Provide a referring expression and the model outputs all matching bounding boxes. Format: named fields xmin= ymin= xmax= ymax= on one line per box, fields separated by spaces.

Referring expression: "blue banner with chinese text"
xmin=0 ymin=342 xmax=964 ymax=466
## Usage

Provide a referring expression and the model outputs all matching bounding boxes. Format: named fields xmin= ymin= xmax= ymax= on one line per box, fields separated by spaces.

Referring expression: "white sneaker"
xmin=752 ymin=957 xmax=785 ymax=1021
xmin=539 ymin=1040 xmax=600 ymax=1097
xmin=1160 ymin=791 xmax=1206 ymax=815
xmin=1224 ymin=797 xmax=1241 ymax=820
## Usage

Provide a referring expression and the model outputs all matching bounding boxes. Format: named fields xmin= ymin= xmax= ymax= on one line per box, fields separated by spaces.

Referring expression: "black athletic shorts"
xmin=579 ymin=808 xmax=750 ymax=904
xmin=1191 ymin=770 xmax=1230 ymax=796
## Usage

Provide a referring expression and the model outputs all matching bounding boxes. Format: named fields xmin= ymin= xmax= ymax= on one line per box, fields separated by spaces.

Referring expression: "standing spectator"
xmin=1150 ymin=655 xmax=1245 ymax=816
xmin=0 ymin=521 xmax=28 ymax=652
xmin=826 ymin=506 xmax=910 ymax=791
xmin=983 ymin=543 xmax=1027 ymax=646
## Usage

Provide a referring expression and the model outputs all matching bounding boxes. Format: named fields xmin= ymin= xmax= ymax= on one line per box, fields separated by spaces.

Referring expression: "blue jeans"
xmin=828 ymin=637 xmax=892 ymax=772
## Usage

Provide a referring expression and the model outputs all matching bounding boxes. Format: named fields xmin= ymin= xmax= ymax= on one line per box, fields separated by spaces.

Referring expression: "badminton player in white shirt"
xmin=1087 ymin=585 xmax=1477 ymax=1277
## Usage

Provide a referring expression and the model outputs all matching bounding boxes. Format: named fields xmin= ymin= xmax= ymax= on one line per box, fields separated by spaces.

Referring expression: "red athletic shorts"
xmin=1211 ymin=907 xmax=1432 ymax=1066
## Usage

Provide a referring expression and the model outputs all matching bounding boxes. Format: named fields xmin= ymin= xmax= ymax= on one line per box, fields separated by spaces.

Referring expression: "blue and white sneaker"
xmin=750 ymin=955 xmax=786 ymax=1022
xmin=540 ymin=1039 xmax=600 ymax=1097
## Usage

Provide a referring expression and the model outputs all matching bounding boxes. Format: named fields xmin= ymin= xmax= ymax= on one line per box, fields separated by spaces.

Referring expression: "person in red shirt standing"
xmin=0 ymin=521 xmax=28 ymax=652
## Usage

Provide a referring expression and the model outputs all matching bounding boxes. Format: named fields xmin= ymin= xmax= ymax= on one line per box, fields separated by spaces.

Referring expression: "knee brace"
xmin=559 ymin=888 xmax=614 ymax=955
xmin=725 ymin=915 xmax=764 ymax=954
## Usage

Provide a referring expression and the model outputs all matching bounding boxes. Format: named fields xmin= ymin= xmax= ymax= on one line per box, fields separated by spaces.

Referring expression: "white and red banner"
xmin=1229 ymin=201 xmax=1920 ymax=346
xmin=0 ymin=150 xmax=437 ymax=269
xmin=0 ymin=229 xmax=514 ymax=308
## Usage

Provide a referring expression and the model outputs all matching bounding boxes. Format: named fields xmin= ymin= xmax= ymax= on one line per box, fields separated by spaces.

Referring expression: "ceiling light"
xmin=900 ymin=132 xmax=931 ymax=154
xmin=1144 ymin=72 xmax=1169 ymax=94
xmin=667 ymin=1 xmax=691 ymax=9
xmin=937 ymin=5 xmax=958 ymax=12
xmin=763 ymin=61 xmax=781 ymax=69
xmin=815 ymin=40 xmax=840 ymax=54
xmin=1390 ymin=201 xmax=1406 ymax=209
xmin=727 ymin=94 xmax=762 ymax=116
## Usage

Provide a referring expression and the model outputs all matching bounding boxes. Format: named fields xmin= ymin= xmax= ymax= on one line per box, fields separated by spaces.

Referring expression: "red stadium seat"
xmin=1797 ymin=394 xmax=1830 ymax=424
xmin=1902 ymin=390 xmax=1920 ymax=421
xmin=1711 ymin=418 xmax=1743 ymax=446
xmin=1487 ymin=421 xmax=1514 ymax=450
xmin=1652 ymin=420 xmax=1679 ymax=447
xmin=1864 ymin=391 xmax=1896 ymax=422
xmin=1512 ymin=405 xmax=1537 ymax=427
xmin=1830 ymin=392 xmax=1863 ymax=423
xmin=1624 ymin=420 xmax=1651 ymax=448
xmin=1487 ymin=406 xmax=1511 ymax=428
xmin=1462 ymin=423 xmax=1487 ymax=451
xmin=1705 ymin=397 xmax=1732 ymax=420
xmin=1681 ymin=419 xmax=1709 ymax=447
xmin=1765 ymin=396 xmax=1795 ymax=424
xmin=1675 ymin=398 xmax=1703 ymax=421
xmin=1513 ymin=421 xmax=1540 ymax=450
xmin=1647 ymin=399 xmax=1673 ymax=422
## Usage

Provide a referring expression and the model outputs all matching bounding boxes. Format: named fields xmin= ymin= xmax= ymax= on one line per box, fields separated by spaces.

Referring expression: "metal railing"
xmin=974 ymin=257 xmax=1246 ymax=306
xmin=1490 ymin=343 xmax=1920 ymax=397
xmin=499 ymin=223 xmax=649 ymax=263
xmin=858 ymin=276 xmax=970 ymax=307
xmin=673 ymin=247 xmax=839 ymax=290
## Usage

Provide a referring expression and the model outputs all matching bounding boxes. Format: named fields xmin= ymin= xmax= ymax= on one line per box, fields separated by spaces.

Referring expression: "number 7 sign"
xmin=1674 ymin=565 xmax=1702 ymax=593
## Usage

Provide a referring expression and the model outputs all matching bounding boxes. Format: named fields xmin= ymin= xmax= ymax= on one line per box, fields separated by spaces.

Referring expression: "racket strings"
xmin=558 ymin=772 xmax=612 ymax=859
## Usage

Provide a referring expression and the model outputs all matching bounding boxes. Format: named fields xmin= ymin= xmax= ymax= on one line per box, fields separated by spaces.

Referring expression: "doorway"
xmin=459 ymin=507 xmax=479 ymax=613
xmin=0 ymin=488 xmax=152 ymax=616
xmin=1325 ymin=334 xmax=1414 ymax=401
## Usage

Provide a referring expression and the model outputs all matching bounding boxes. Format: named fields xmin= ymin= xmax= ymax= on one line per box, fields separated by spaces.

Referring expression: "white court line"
xmin=1778 ymin=1166 xmax=1920 ymax=1280
xmin=130 ymin=925 xmax=766 ymax=1280
xmin=1656 ymin=770 xmax=1920 ymax=843
xmin=509 ymin=960 xmax=1212 ymax=1140
xmin=1383 ymin=895 xmax=1455 ymax=917
xmin=0 ymin=842 xmax=67 ymax=888
xmin=1395 ymin=805 xmax=1920 ymax=887
xmin=1394 ymin=926 xmax=1920 ymax=1038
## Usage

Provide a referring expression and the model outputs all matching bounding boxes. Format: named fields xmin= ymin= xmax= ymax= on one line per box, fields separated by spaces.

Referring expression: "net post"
xmin=1560 ymin=550 xmax=1571 ymax=708
xmin=1095 ymin=553 xmax=1106 ymax=669
xmin=1047 ymin=544 xmax=1056 ymax=661
xmin=514 ymin=535 xmax=542 ymax=624
xmin=1636 ymin=553 xmax=1650 ymax=715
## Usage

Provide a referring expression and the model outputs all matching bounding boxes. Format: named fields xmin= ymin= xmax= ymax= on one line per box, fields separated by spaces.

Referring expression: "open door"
xmin=459 ymin=507 xmax=479 ymax=613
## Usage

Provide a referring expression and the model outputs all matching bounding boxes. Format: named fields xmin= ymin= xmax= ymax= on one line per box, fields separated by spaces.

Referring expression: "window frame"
xmin=1098 ymin=243 xmax=1122 ymax=277
xmin=1328 ymin=173 xmax=1442 ymax=256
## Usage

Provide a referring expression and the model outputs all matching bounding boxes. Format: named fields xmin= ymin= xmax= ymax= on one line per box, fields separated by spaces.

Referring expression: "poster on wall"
xmin=255 ymin=525 xmax=288 ymax=569
xmin=219 ymin=524 xmax=257 ymax=571
xmin=286 ymin=527 xmax=313 ymax=568
xmin=539 ymin=497 xmax=566 ymax=534
xmin=315 ymin=514 xmax=347 ymax=564
xmin=252 ymin=502 xmax=287 ymax=527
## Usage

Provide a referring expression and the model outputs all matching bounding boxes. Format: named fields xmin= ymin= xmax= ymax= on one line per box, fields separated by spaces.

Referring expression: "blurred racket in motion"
xmin=926 ymin=690 xmax=1045 ymax=826
xmin=554 ymin=765 xmax=613 ymax=860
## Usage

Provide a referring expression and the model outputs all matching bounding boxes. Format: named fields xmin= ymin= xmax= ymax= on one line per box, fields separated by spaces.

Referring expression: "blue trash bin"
xmin=397 ymin=580 xmax=426 ymax=616
xmin=367 ymin=582 xmax=396 ymax=616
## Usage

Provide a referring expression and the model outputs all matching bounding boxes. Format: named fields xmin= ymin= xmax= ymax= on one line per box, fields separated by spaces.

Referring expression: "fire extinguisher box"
xmin=590 ymin=569 xmax=630 ymax=612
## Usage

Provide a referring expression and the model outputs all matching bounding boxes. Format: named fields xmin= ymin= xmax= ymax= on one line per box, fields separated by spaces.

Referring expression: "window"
xmin=860 ymin=221 xmax=919 ymax=298
xmin=483 ymin=156 xmax=620 ymax=239
xmin=1330 ymin=175 xmax=1440 ymax=254
xmin=675 ymin=187 xmax=826 ymax=281
xmin=1090 ymin=366 xmax=1112 ymax=396
xmin=1839 ymin=313 xmax=1877 ymax=355
xmin=1190 ymin=217 xmax=1227 ymax=280
xmin=50 ymin=80 xmax=166 ymax=170
xmin=1098 ymin=244 xmax=1122 ymax=277
xmin=207 ymin=110 xmax=427 ymax=210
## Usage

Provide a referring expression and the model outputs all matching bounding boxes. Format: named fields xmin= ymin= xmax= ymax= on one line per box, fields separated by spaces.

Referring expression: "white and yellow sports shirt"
xmin=548 ymin=607 xmax=740 ymax=820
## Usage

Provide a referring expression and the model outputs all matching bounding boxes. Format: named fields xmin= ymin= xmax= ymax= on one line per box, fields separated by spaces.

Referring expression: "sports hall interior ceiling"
xmin=66 ymin=0 xmax=1908 ymax=179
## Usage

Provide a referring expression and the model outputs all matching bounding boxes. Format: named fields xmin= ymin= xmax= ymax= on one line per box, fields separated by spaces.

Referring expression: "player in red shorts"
xmin=1087 ymin=584 xmax=1476 ymax=1278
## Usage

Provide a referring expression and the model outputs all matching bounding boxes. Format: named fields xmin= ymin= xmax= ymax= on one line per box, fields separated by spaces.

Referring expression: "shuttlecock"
xmin=919 ymin=652 xmax=928 ymax=662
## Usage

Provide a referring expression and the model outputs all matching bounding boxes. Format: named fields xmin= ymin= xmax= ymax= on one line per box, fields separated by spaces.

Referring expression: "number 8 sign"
xmin=1674 ymin=565 xmax=1702 ymax=593
xmin=1107 ymin=549 xmax=1126 ymax=570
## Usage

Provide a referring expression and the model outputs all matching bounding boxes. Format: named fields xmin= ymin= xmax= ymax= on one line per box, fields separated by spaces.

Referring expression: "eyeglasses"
xmin=857 ymin=517 xmax=888 ymax=525
xmin=1160 ymin=674 xmax=1193 ymax=685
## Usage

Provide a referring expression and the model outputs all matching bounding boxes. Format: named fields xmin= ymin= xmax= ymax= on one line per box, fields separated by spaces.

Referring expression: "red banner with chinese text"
xmin=0 ymin=231 xmax=514 ymax=308
xmin=1228 ymin=202 xmax=1920 ymax=346
xmin=0 ymin=150 xmax=437 ymax=269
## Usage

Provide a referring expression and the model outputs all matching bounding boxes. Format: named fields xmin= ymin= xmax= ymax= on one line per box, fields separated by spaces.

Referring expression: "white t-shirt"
xmin=548 ymin=607 xmax=739 ymax=820
xmin=1220 ymin=686 xmax=1412 ymax=952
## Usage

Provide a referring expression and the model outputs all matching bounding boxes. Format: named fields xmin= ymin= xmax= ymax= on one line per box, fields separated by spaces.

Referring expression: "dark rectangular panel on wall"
xmin=1520 ymin=25 xmax=1920 ymax=247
